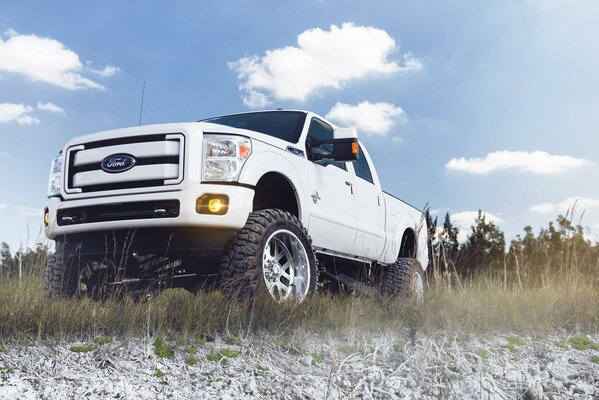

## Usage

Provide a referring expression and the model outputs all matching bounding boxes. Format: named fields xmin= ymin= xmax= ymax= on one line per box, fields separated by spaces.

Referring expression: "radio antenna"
xmin=138 ymin=80 xmax=146 ymax=126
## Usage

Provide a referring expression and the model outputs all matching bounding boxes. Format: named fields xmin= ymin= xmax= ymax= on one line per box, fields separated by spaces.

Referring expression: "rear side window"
xmin=306 ymin=118 xmax=346 ymax=171
xmin=353 ymin=144 xmax=373 ymax=184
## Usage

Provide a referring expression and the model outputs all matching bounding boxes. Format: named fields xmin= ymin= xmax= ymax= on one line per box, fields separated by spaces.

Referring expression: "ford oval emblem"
xmin=101 ymin=154 xmax=137 ymax=173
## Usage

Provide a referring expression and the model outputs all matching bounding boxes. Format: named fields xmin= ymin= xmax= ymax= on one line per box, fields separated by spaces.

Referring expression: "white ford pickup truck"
xmin=44 ymin=110 xmax=428 ymax=301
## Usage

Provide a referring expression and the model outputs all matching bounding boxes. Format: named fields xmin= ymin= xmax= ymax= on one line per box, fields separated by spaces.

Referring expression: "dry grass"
xmin=0 ymin=264 xmax=597 ymax=342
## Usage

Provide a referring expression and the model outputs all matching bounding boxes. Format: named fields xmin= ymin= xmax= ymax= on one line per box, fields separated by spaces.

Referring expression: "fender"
xmin=380 ymin=213 xmax=428 ymax=270
xmin=238 ymin=150 xmax=309 ymax=227
xmin=381 ymin=213 xmax=417 ymax=264
xmin=397 ymin=216 xmax=429 ymax=271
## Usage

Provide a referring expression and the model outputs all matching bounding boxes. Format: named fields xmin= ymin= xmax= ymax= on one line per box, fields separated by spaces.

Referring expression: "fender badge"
xmin=311 ymin=191 xmax=321 ymax=204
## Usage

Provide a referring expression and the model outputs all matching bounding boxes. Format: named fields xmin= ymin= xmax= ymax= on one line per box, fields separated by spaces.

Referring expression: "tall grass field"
xmin=0 ymin=255 xmax=597 ymax=342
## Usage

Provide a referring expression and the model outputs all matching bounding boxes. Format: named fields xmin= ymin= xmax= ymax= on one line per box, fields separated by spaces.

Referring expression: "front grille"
xmin=57 ymin=200 xmax=180 ymax=226
xmin=64 ymin=133 xmax=184 ymax=194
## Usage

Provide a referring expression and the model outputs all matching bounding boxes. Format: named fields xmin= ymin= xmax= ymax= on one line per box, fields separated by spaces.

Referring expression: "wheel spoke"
xmin=276 ymin=280 xmax=289 ymax=293
xmin=267 ymin=282 xmax=277 ymax=294
xmin=280 ymin=270 xmax=292 ymax=281
xmin=275 ymin=251 xmax=286 ymax=263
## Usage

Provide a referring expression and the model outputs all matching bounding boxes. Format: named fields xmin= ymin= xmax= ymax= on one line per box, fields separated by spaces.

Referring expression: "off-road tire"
xmin=381 ymin=257 xmax=425 ymax=298
xmin=44 ymin=243 xmax=81 ymax=299
xmin=220 ymin=209 xmax=318 ymax=300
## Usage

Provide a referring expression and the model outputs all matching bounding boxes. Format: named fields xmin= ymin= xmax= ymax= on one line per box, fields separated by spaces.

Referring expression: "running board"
xmin=322 ymin=271 xmax=377 ymax=297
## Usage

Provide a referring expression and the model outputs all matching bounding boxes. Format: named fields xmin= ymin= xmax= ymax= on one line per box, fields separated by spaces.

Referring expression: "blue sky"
xmin=1 ymin=0 xmax=599 ymax=250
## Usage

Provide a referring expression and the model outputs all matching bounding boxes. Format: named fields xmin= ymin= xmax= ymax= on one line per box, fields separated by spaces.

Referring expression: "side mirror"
xmin=333 ymin=127 xmax=358 ymax=139
xmin=307 ymin=135 xmax=359 ymax=162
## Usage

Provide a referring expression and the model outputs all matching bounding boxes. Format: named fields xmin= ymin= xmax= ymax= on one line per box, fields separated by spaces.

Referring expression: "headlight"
xmin=47 ymin=155 xmax=62 ymax=197
xmin=202 ymin=135 xmax=252 ymax=181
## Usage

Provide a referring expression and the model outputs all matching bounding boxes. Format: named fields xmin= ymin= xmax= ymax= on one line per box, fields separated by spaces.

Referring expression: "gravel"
xmin=0 ymin=332 xmax=598 ymax=399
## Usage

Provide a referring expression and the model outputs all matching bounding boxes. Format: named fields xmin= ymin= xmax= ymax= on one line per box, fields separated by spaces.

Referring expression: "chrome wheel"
xmin=262 ymin=229 xmax=311 ymax=302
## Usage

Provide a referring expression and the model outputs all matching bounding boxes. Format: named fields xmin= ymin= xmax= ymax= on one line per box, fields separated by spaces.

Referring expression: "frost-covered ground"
xmin=0 ymin=332 xmax=598 ymax=399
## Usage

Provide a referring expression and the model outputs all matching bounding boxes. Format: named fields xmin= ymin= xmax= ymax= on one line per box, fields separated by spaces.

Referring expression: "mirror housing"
xmin=333 ymin=127 xmax=358 ymax=139
xmin=307 ymin=136 xmax=359 ymax=162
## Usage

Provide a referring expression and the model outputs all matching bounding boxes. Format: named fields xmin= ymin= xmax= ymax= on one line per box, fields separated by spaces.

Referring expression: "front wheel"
xmin=44 ymin=241 xmax=119 ymax=300
xmin=44 ymin=242 xmax=80 ymax=299
xmin=220 ymin=209 xmax=318 ymax=302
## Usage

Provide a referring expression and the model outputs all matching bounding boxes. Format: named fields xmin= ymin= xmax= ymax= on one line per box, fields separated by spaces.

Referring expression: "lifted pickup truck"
xmin=44 ymin=110 xmax=428 ymax=301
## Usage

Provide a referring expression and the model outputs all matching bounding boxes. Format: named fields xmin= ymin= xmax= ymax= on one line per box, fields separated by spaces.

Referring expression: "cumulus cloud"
xmin=229 ymin=23 xmax=422 ymax=107
xmin=0 ymin=101 xmax=65 ymax=125
xmin=37 ymin=102 xmax=65 ymax=114
xmin=0 ymin=203 xmax=7 ymax=211
xmin=449 ymin=210 xmax=504 ymax=242
xmin=0 ymin=29 xmax=113 ymax=90
xmin=0 ymin=103 xmax=40 ymax=125
xmin=446 ymin=150 xmax=587 ymax=175
xmin=530 ymin=196 xmax=599 ymax=214
xmin=325 ymin=101 xmax=405 ymax=135
xmin=88 ymin=64 xmax=120 ymax=77
xmin=15 ymin=206 xmax=43 ymax=216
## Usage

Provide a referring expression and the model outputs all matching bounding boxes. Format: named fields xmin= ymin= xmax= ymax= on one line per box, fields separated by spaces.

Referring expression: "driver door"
xmin=305 ymin=118 xmax=357 ymax=255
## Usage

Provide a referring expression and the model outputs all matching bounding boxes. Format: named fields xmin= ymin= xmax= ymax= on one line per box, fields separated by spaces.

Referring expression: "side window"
xmin=306 ymin=118 xmax=346 ymax=171
xmin=353 ymin=144 xmax=374 ymax=184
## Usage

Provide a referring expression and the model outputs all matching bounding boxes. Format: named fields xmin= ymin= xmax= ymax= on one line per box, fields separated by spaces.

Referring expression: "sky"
xmin=1 ymin=0 xmax=599 ymax=250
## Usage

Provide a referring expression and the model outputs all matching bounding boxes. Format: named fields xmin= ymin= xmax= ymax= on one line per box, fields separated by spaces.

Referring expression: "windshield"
xmin=201 ymin=111 xmax=307 ymax=143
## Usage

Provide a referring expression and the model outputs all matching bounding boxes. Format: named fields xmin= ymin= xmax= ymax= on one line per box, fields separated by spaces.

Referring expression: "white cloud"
xmin=88 ymin=64 xmax=120 ymax=77
xmin=528 ymin=203 xmax=555 ymax=214
xmin=446 ymin=150 xmax=587 ymax=175
xmin=15 ymin=115 xmax=40 ymax=125
xmin=0 ymin=203 xmax=7 ymax=211
xmin=242 ymin=90 xmax=270 ymax=109
xmin=0 ymin=29 xmax=110 ymax=90
xmin=0 ymin=103 xmax=40 ymax=125
xmin=15 ymin=206 xmax=43 ymax=216
xmin=0 ymin=101 xmax=64 ymax=125
xmin=37 ymin=102 xmax=65 ymax=114
xmin=229 ymin=22 xmax=422 ymax=107
xmin=530 ymin=196 xmax=599 ymax=214
xmin=325 ymin=101 xmax=405 ymax=135
xmin=450 ymin=210 xmax=504 ymax=242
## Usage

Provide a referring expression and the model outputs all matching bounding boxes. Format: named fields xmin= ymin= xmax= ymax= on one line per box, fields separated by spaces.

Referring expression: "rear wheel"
xmin=220 ymin=209 xmax=317 ymax=302
xmin=381 ymin=258 xmax=425 ymax=300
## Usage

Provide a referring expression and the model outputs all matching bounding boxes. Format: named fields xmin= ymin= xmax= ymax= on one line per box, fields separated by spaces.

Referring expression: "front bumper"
xmin=44 ymin=183 xmax=254 ymax=240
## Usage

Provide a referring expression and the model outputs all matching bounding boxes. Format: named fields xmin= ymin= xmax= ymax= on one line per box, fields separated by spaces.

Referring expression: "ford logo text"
xmin=101 ymin=154 xmax=137 ymax=173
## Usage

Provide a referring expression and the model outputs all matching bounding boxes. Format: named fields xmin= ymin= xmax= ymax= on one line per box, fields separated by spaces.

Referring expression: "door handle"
xmin=345 ymin=181 xmax=354 ymax=195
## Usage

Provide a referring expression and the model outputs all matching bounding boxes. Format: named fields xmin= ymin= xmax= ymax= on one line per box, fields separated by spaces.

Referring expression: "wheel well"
xmin=253 ymin=172 xmax=299 ymax=218
xmin=399 ymin=229 xmax=417 ymax=258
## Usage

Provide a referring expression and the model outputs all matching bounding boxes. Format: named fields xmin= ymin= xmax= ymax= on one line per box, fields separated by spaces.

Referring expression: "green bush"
xmin=70 ymin=344 xmax=96 ymax=353
xmin=153 ymin=337 xmax=174 ymax=358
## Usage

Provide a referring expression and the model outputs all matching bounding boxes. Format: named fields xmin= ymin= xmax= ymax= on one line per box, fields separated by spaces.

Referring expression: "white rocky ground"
xmin=0 ymin=332 xmax=598 ymax=399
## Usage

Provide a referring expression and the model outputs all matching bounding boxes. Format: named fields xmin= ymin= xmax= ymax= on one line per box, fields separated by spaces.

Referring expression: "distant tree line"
xmin=1 ymin=212 xmax=598 ymax=288
xmin=0 ymin=242 xmax=49 ymax=280
xmin=425 ymin=209 xmax=599 ymax=288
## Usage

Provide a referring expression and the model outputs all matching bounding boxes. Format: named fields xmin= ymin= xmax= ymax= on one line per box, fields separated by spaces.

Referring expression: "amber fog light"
xmin=44 ymin=209 xmax=50 ymax=226
xmin=196 ymin=194 xmax=228 ymax=215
